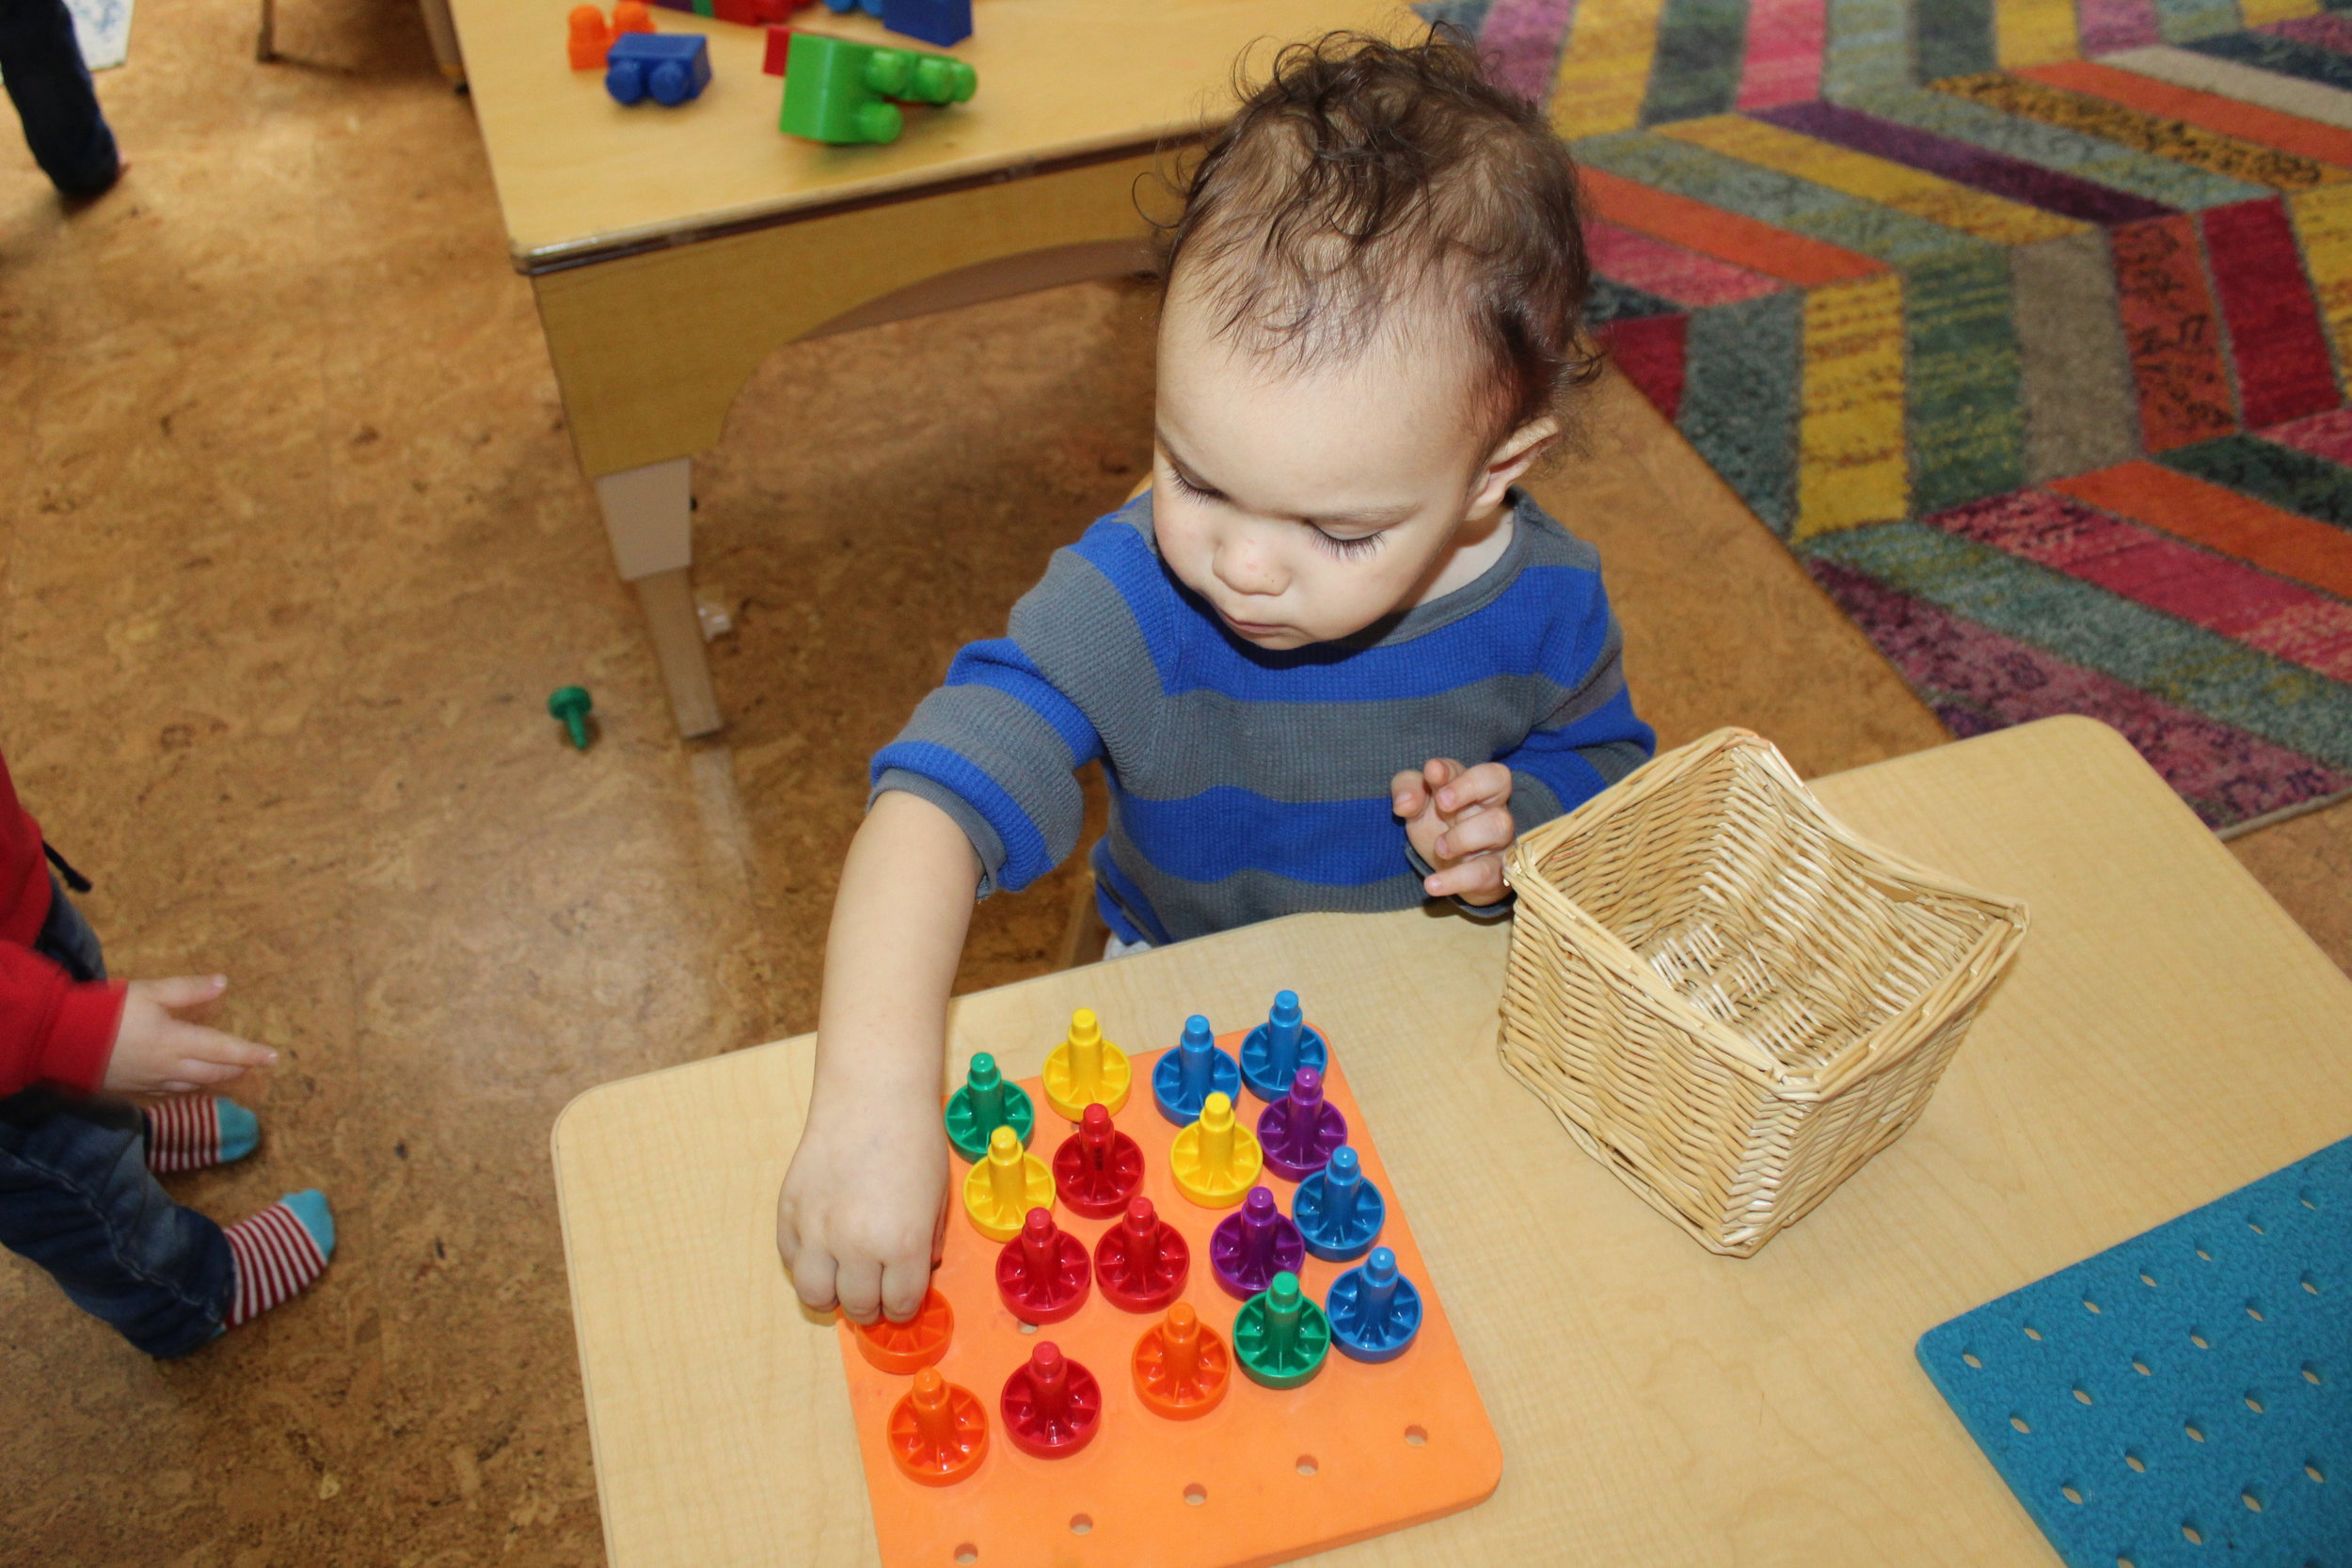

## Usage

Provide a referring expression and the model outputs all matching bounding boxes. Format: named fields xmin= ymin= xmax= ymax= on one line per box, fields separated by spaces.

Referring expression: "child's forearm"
xmin=809 ymin=790 xmax=981 ymax=1112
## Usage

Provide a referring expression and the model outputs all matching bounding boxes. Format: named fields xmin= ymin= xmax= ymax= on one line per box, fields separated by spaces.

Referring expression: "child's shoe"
xmin=220 ymin=1191 xmax=334 ymax=1329
xmin=145 ymin=1097 xmax=261 ymax=1174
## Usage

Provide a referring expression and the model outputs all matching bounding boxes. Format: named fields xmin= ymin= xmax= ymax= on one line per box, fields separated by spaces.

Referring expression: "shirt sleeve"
xmin=1498 ymin=590 xmax=1656 ymax=835
xmin=870 ymin=634 xmax=1105 ymax=898
xmin=0 ymin=942 xmax=124 ymax=1098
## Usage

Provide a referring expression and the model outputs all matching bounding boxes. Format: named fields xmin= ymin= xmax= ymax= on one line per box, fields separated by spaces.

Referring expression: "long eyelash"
xmin=1164 ymin=465 xmax=1220 ymax=502
xmin=1311 ymin=527 xmax=1383 ymax=561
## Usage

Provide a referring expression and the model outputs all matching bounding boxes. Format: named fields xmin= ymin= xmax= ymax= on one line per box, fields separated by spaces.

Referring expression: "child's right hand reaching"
xmin=775 ymin=1091 xmax=946 ymax=1324
xmin=103 ymin=975 xmax=279 ymax=1097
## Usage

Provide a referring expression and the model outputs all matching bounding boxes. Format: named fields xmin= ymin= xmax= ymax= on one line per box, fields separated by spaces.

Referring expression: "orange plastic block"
xmin=1042 ymin=1008 xmax=1131 ymax=1120
xmin=850 ymin=1286 xmax=954 ymax=1374
xmin=962 ymin=1124 xmax=1053 ymax=1242
xmin=887 ymin=1368 xmax=988 ymax=1486
xmin=612 ymin=0 xmax=655 ymax=34
xmin=834 ymin=1034 xmax=1502 ymax=1568
xmin=1132 ymin=1302 xmax=1230 ymax=1419
xmin=1169 ymin=1091 xmax=1261 ymax=1208
xmin=566 ymin=5 xmax=612 ymax=69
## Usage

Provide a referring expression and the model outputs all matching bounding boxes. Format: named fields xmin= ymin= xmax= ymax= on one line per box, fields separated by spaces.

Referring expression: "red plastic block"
xmin=567 ymin=5 xmax=613 ymax=70
xmin=1093 ymin=1196 xmax=1188 ymax=1313
xmin=999 ymin=1341 xmax=1101 ymax=1458
xmin=1131 ymin=1302 xmax=1230 ymax=1419
xmin=888 ymin=1368 xmax=988 ymax=1486
xmin=762 ymin=23 xmax=791 ymax=74
xmin=994 ymin=1208 xmax=1089 ymax=1325
xmin=1053 ymin=1101 xmax=1144 ymax=1218
xmin=850 ymin=1286 xmax=954 ymax=1374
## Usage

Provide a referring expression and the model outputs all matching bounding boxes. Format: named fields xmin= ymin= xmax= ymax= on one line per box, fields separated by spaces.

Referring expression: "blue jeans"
xmin=0 ymin=0 xmax=119 ymax=197
xmin=0 ymin=878 xmax=232 ymax=1356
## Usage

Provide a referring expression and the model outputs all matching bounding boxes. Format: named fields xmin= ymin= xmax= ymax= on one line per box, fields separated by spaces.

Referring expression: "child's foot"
xmin=221 ymin=1191 xmax=334 ymax=1328
xmin=145 ymin=1096 xmax=261 ymax=1173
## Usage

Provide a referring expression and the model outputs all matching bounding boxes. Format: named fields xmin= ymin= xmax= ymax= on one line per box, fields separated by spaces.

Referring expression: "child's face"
xmin=1151 ymin=276 xmax=1549 ymax=650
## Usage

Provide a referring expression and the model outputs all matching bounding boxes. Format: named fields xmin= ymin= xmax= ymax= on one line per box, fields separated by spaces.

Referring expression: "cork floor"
xmin=0 ymin=1 xmax=2344 ymax=1564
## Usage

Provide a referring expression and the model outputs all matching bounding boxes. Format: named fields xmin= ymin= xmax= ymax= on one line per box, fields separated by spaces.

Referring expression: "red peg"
xmin=850 ymin=1285 xmax=955 ymax=1373
xmin=1000 ymin=1340 xmax=1102 ymax=1458
xmin=887 ymin=1367 xmax=989 ymax=1485
xmin=1093 ymin=1196 xmax=1189 ymax=1313
xmin=995 ymin=1207 xmax=1090 ymax=1324
xmin=1053 ymin=1102 xmax=1144 ymax=1218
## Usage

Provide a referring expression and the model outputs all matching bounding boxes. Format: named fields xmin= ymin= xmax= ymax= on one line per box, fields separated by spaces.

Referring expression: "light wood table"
xmin=443 ymin=0 xmax=1407 ymax=736
xmin=549 ymin=717 xmax=2352 ymax=1566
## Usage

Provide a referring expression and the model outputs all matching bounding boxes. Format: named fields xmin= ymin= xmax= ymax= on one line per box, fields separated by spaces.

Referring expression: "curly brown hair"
xmin=1155 ymin=30 xmax=1602 ymax=440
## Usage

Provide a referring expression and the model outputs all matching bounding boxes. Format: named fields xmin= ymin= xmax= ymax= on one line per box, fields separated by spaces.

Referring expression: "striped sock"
xmin=145 ymin=1097 xmax=260 ymax=1174
xmin=221 ymin=1191 xmax=335 ymax=1329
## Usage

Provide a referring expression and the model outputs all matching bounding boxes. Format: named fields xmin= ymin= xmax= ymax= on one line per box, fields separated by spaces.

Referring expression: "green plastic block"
xmin=1233 ymin=1272 xmax=1332 ymax=1390
xmin=690 ymin=0 xmax=714 ymax=13
xmin=778 ymin=30 xmax=977 ymax=145
xmin=943 ymin=1052 xmax=1035 ymax=1162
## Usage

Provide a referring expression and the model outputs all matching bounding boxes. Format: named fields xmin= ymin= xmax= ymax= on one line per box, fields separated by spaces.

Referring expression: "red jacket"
xmin=0 ymin=751 xmax=123 ymax=1097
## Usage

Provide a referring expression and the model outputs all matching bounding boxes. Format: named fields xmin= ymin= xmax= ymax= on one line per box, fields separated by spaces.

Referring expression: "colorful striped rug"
xmin=1423 ymin=0 xmax=2352 ymax=830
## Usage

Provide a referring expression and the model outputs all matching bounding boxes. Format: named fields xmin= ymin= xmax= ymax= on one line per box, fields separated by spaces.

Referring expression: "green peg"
xmin=943 ymin=1051 xmax=1036 ymax=1162
xmin=1233 ymin=1270 xmax=1331 ymax=1389
xmin=548 ymin=686 xmax=594 ymax=751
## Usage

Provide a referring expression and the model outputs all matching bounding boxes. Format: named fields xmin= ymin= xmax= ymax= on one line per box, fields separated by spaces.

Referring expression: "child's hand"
xmin=776 ymin=1091 xmax=947 ymax=1325
xmin=102 ymin=975 xmax=278 ymax=1098
xmin=1391 ymin=758 xmax=1516 ymax=906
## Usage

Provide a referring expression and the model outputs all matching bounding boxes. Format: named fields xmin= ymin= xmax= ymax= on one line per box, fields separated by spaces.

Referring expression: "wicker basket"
xmin=1498 ymin=728 xmax=2029 ymax=1257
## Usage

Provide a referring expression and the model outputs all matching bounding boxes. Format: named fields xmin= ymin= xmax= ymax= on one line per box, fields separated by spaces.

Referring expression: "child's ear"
xmin=1468 ymin=415 xmax=1561 ymax=515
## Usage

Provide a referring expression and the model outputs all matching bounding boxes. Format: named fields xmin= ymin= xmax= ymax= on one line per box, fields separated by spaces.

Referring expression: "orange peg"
xmin=850 ymin=1286 xmax=955 ymax=1374
xmin=566 ymin=4 xmax=612 ymax=70
xmin=1131 ymin=1301 xmax=1232 ymax=1419
xmin=886 ymin=1367 xmax=989 ymax=1486
xmin=612 ymin=0 xmax=656 ymax=34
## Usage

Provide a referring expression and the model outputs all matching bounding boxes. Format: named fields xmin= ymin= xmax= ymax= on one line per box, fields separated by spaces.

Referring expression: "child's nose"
xmin=1213 ymin=537 xmax=1283 ymax=597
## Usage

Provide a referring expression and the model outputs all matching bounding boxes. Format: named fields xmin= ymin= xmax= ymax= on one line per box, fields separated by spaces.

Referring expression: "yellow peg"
xmin=1169 ymin=1091 xmax=1261 ymax=1208
xmin=1041 ymin=1007 xmax=1131 ymax=1120
xmin=962 ymin=1124 xmax=1054 ymax=1241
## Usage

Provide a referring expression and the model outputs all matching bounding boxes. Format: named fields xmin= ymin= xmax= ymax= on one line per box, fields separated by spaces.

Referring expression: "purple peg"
xmin=1256 ymin=1065 xmax=1348 ymax=1180
xmin=1209 ymin=1185 xmax=1306 ymax=1299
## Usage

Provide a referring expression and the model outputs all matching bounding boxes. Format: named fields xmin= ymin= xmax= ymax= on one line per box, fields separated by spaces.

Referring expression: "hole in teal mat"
xmin=2183 ymin=1521 xmax=2204 ymax=1544
xmin=2133 ymin=1357 xmax=2153 ymax=1377
xmin=2302 ymin=1274 xmax=2321 ymax=1296
xmin=1963 ymin=1352 xmax=1982 ymax=1369
xmin=2119 ymin=1554 xmax=2137 ymax=1568
xmin=2011 ymin=1414 xmax=2033 ymax=1434
xmin=2126 ymin=1450 xmax=2148 ymax=1473
xmin=2198 ymin=1246 xmax=2214 ymax=1261
xmin=2139 ymin=1271 xmax=2159 ymax=1287
xmin=2306 ymin=1460 xmax=2327 ymax=1483
xmin=2085 ymin=1298 xmax=2103 ymax=1315
xmin=2025 ymin=1324 xmax=2043 ymax=1341
xmin=2185 ymin=1420 xmax=2207 ymax=1443
xmin=2248 ymin=1299 xmax=2267 ymax=1323
xmin=2304 ymin=1362 xmax=2324 ymax=1386
xmin=2249 ymin=1218 xmax=2266 ymax=1235
xmin=2191 ymin=1330 xmax=2211 ymax=1350
xmin=2074 ymin=1386 xmax=2095 ymax=1405
xmin=2243 ymin=1487 xmax=2264 ymax=1513
xmin=2300 ymin=1188 xmax=2318 ymax=1210
xmin=2246 ymin=1391 xmax=2266 ymax=1414
xmin=2062 ymin=1483 xmax=2084 ymax=1505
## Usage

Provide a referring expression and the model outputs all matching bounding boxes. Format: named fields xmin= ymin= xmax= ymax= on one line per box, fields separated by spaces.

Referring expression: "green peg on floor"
xmin=548 ymin=686 xmax=594 ymax=750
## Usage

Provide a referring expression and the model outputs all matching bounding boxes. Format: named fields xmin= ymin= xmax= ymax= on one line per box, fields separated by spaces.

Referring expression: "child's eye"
xmin=1311 ymin=526 xmax=1384 ymax=561
xmin=1164 ymin=466 xmax=1223 ymax=503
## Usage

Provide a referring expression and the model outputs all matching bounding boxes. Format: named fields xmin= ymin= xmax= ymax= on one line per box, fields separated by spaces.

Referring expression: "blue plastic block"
xmin=822 ymin=0 xmax=884 ymax=13
xmin=1295 ymin=1145 xmax=1386 ymax=1261
xmin=606 ymin=32 xmax=711 ymax=106
xmin=1917 ymin=1134 xmax=2352 ymax=1568
xmin=880 ymin=0 xmax=970 ymax=46
xmin=1239 ymin=990 xmax=1327 ymax=1102
xmin=1327 ymin=1247 xmax=1422 ymax=1363
xmin=1152 ymin=1014 xmax=1240 ymax=1126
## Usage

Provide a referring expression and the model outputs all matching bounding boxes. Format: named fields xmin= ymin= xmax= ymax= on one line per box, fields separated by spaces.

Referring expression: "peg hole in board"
xmin=2246 ymin=1391 xmax=2265 ymax=1414
xmin=2132 ymin=1357 xmax=2152 ymax=1377
xmin=1184 ymin=1483 xmax=1207 ymax=1506
xmin=2242 ymin=1488 xmax=2263 ymax=1513
xmin=2139 ymin=1271 xmax=2159 ymax=1288
xmin=2248 ymin=1300 xmax=2266 ymax=1323
xmin=2197 ymin=1246 xmax=2214 ymax=1261
xmin=1069 ymin=1516 xmax=1092 ymax=1536
xmin=2118 ymin=1556 xmax=2137 ymax=1568
xmin=1405 ymin=1425 xmax=1429 ymax=1447
xmin=953 ymin=1546 xmax=977 ymax=1565
xmin=2074 ymin=1386 xmax=2095 ymax=1405
xmin=2125 ymin=1450 xmax=2147 ymax=1473
xmin=2303 ymin=1274 xmax=2321 ymax=1296
xmin=2185 ymin=1420 xmax=2206 ymax=1443
xmin=1295 ymin=1455 xmax=1319 ymax=1476
xmin=2182 ymin=1522 xmax=2203 ymax=1544
xmin=2085 ymin=1298 xmax=2103 ymax=1315
xmin=2011 ymin=1414 xmax=2033 ymax=1434
xmin=2024 ymin=1324 xmax=2043 ymax=1341
xmin=2191 ymin=1330 xmax=2210 ymax=1350
xmin=2307 ymin=1460 xmax=2327 ymax=1484
xmin=2304 ymin=1362 xmax=2324 ymax=1386
xmin=1963 ymin=1351 xmax=1982 ymax=1369
xmin=2249 ymin=1218 xmax=2265 ymax=1235
xmin=2300 ymin=1188 xmax=2318 ymax=1211
xmin=2062 ymin=1483 xmax=2084 ymax=1505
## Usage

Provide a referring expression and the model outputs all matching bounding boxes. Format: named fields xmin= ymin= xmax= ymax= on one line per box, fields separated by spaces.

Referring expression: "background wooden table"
xmin=444 ymin=0 xmax=1407 ymax=735
xmin=550 ymin=717 xmax=2352 ymax=1566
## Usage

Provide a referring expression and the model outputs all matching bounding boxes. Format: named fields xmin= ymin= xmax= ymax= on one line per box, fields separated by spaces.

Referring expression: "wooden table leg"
xmin=596 ymin=457 xmax=721 ymax=737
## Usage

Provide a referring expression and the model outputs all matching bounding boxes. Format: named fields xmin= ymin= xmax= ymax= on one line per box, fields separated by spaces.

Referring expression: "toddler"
xmin=777 ymin=32 xmax=1652 ymax=1323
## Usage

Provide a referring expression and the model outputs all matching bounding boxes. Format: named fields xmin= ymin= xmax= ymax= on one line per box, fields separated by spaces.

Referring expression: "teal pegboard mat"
xmin=1917 ymin=1136 xmax=2352 ymax=1567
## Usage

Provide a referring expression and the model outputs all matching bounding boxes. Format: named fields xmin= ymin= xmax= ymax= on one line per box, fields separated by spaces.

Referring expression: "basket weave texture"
xmin=1498 ymin=728 xmax=2029 ymax=1257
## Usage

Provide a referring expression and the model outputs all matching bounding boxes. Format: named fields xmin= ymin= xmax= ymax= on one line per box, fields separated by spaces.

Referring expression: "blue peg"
xmin=1328 ymin=1246 xmax=1422 ymax=1363
xmin=1295 ymin=1145 xmax=1385 ymax=1260
xmin=1152 ymin=1013 xmax=1240 ymax=1125
xmin=1240 ymin=989 xmax=1327 ymax=1101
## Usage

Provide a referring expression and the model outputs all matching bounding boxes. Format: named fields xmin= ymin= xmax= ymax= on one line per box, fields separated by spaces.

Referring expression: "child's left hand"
xmin=1391 ymin=758 xmax=1515 ymax=907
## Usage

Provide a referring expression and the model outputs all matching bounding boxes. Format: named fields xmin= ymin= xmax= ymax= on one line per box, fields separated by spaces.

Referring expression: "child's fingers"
xmin=1421 ymin=758 xmax=1461 ymax=797
xmin=174 ymin=1023 xmax=278 ymax=1072
xmin=1422 ymin=851 xmax=1506 ymax=903
xmin=1434 ymin=801 xmax=1516 ymax=861
xmin=136 ymin=974 xmax=230 ymax=1015
xmin=834 ymin=1259 xmax=884 ymax=1324
xmin=1435 ymin=761 xmax=1513 ymax=815
xmin=168 ymin=1056 xmax=250 ymax=1087
xmin=1389 ymin=768 xmax=1428 ymax=817
xmin=880 ymin=1254 xmax=931 ymax=1324
xmin=788 ymin=1246 xmax=840 ymax=1314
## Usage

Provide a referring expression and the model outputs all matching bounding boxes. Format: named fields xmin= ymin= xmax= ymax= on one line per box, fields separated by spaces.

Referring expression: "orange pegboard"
xmin=834 ymin=1021 xmax=1502 ymax=1568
